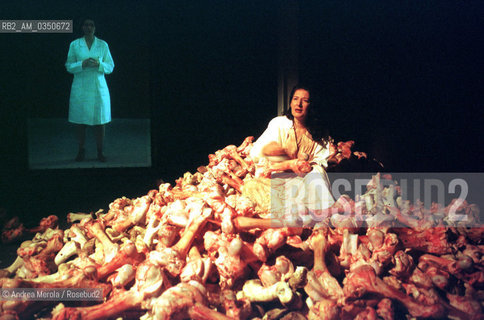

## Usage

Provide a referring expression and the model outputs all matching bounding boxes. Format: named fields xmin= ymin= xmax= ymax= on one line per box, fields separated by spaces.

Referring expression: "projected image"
xmin=28 ymin=118 xmax=151 ymax=169
xmin=23 ymin=17 xmax=151 ymax=169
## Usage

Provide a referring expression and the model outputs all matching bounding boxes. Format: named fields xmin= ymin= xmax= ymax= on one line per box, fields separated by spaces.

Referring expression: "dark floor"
xmin=28 ymin=118 xmax=151 ymax=169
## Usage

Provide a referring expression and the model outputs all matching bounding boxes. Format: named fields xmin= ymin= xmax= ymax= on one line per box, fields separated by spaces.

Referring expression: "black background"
xmin=0 ymin=0 xmax=483 ymax=225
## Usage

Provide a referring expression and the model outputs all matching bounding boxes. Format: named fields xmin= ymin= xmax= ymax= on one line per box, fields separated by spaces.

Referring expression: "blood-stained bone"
xmin=258 ymin=255 xmax=295 ymax=287
xmin=344 ymin=265 xmax=446 ymax=318
xmin=143 ymin=213 xmax=162 ymax=248
xmin=1 ymin=137 xmax=483 ymax=320
xmin=204 ymin=231 xmax=251 ymax=289
xmin=306 ymin=229 xmax=344 ymax=303
xmin=188 ymin=302 xmax=233 ymax=320
xmin=392 ymin=226 xmax=452 ymax=255
xmin=83 ymin=220 xmax=119 ymax=263
xmin=253 ymin=228 xmax=302 ymax=262
xmin=108 ymin=263 xmax=136 ymax=288
xmin=0 ymin=256 xmax=24 ymax=278
xmin=376 ymin=298 xmax=394 ymax=320
xmin=67 ymin=211 xmax=94 ymax=224
xmin=147 ymin=280 xmax=207 ymax=320
xmin=237 ymin=279 xmax=295 ymax=306
xmin=52 ymin=257 xmax=165 ymax=320
xmin=96 ymin=241 xmax=144 ymax=280
xmin=54 ymin=240 xmax=77 ymax=266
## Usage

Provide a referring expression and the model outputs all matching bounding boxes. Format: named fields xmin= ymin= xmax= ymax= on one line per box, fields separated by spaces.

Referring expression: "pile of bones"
xmin=0 ymin=137 xmax=483 ymax=320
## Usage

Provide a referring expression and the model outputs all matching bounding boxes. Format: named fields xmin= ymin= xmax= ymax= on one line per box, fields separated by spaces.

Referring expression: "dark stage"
xmin=0 ymin=0 xmax=483 ymax=262
xmin=28 ymin=118 xmax=151 ymax=169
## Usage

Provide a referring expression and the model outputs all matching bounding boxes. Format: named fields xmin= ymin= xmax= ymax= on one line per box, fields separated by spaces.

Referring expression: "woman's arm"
xmin=250 ymin=118 xmax=284 ymax=161
xmin=261 ymin=141 xmax=287 ymax=157
xmin=269 ymin=158 xmax=312 ymax=176
xmin=65 ymin=42 xmax=83 ymax=74
xmin=97 ymin=42 xmax=114 ymax=74
xmin=310 ymin=141 xmax=331 ymax=169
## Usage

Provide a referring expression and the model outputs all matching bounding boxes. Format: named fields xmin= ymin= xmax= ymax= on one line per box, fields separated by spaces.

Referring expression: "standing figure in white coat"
xmin=65 ymin=18 xmax=114 ymax=162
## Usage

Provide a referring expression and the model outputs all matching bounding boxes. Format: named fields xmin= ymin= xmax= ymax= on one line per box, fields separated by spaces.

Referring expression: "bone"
xmin=217 ymin=172 xmax=243 ymax=193
xmin=392 ymin=227 xmax=452 ymax=255
xmin=109 ymin=264 xmax=135 ymax=288
xmin=339 ymin=229 xmax=359 ymax=269
xmin=381 ymin=185 xmax=396 ymax=208
xmin=238 ymin=279 xmax=295 ymax=306
xmin=180 ymin=247 xmax=213 ymax=284
xmin=69 ymin=225 xmax=88 ymax=246
xmin=30 ymin=230 xmax=64 ymax=261
xmin=237 ymin=136 xmax=253 ymax=154
xmin=172 ymin=207 xmax=212 ymax=257
xmin=3 ymin=272 xmax=111 ymax=320
xmin=130 ymin=195 xmax=152 ymax=225
xmin=28 ymin=263 xmax=73 ymax=283
xmin=188 ymin=302 xmax=233 ymax=320
xmin=3 ymin=137 xmax=483 ymax=320
xmin=143 ymin=214 xmax=162 ymax=248
xmin=344 ymin=265 xmax=446 ymax=319
xmin=288 ymin=266 xmax=309 ymax=290
xmin=148 ymin=207 xmax=212 ymax=278
xmin=27 ymin=215 xmax=59 ymax=233
xmin=308 ymin=298 xmax=340 ymax=320
xmin=376 ymin=298 xmax=394 ymax=320
xmin=54 ymin=241 xmax=78 ymax=265
xmin=225 ymin=145 xmax=251 ymax=171
xmin=53 ymin=257 xmax=165 ymax=320
xmin=84 ymin=221 xmax=119 ymax=263
xmin=233 ymin=216 xmax=284 ymax=230
xmin=0 ymin=256 xmax=24 ymax=278
xmin=148 ymin=281 xmax=207 ymax=320
xmin=67 ymin=212 xmax=93 ymax=224
xmin=258 ymin=255 xmax=293 ymax=286
xmin=96 ymin=242 xmax=144 ymax=280
xmin=419 ymin=254 xmax=463 ymax=274
xmin=309 ymin=230 xmax=344 ymax=302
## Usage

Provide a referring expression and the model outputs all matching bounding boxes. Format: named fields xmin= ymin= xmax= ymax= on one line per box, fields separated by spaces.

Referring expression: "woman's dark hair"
xmin=283 ymin=85 xmax=330 ymax=144
xmin=78 ymin=17 xmax=96 ymax=34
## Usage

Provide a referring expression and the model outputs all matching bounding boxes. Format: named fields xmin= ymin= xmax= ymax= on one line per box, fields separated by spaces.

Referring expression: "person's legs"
xmin=75 ymin=124 xmax=87 ymax=161
xmin=94 ymin=124 xmax=106 ymax=162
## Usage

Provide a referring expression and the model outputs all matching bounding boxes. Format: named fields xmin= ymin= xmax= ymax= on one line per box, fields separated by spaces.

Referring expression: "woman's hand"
xmin=269 ymin=159 xmax=312 ymax=176
xmin=91 ymin=58 xmax=100 ymax=67
xmin=290 ymin=159 xmax=312 ymax=176
xmin=82 ymin=59 xmax=90 ymax=68
xmin=82 ymin=58 xmax=99 ymax=69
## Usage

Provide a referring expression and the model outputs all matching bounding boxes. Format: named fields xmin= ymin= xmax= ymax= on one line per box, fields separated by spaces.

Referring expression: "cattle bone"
xmin=84 ymin=220 xmax=119 ymax=263
xmin=344 ymin=265 xmax=445 ymax=319
xmin=67 ymin=212 xmax=94 ymax=224
xmin=150 ymin=206 xmax=212 ymax=276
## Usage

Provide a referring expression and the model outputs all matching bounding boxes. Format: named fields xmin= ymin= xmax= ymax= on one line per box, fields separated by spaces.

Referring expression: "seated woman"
xmin=250 ymin=85 xmax=335 ymax=220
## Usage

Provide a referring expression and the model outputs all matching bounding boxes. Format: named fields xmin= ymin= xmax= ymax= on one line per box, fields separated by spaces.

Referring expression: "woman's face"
xmin=82 ymin=20 xmax=95 ymax=36
xmin=290 ymin=89 xmax=310 ymax=122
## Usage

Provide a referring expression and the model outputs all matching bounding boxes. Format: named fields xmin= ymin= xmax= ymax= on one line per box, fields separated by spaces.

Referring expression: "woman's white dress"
xmin=250 ymin=116 xmax=335 ymax=223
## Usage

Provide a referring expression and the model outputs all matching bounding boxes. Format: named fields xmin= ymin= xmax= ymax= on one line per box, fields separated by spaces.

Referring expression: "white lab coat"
xmin=65 ymin=37 xmax=114 ymax=125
